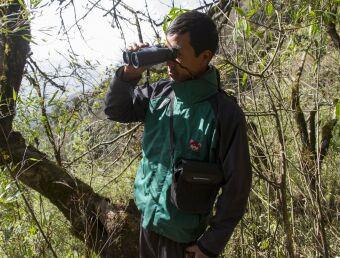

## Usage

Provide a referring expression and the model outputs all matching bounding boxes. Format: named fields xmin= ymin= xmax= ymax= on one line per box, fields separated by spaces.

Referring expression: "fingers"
xmin=127 ymin=42 xmax=150 ymax=52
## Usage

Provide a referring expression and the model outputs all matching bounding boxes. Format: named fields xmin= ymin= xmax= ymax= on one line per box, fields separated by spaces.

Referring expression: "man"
xmin=104 ymin=11 xmax=252 ymax=258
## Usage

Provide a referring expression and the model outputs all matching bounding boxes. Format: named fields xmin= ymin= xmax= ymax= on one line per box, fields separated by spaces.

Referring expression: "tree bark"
xmin=0 ymin=2 xmax=139 ymax=257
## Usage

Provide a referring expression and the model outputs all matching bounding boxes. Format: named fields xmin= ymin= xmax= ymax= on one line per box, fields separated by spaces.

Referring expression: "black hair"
xmin=166 ymin=10 xmax=219 ymax=56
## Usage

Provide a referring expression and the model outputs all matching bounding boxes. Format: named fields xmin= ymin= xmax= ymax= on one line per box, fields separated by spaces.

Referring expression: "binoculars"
xmin=123 ymin=46 xmax=178 ymax=68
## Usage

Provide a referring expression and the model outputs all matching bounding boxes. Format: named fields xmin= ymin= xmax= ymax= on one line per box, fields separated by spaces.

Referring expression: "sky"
xmin=30 ymin=0 xmax=211 ymax=70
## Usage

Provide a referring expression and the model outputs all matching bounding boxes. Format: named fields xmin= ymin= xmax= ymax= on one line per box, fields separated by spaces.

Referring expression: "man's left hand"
xmin=185 ymin=245 xmax=209 ymax=258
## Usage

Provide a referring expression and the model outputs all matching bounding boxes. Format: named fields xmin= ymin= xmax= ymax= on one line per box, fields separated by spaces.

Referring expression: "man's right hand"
xmin=122 ymin=42 xmax=149 ymax=81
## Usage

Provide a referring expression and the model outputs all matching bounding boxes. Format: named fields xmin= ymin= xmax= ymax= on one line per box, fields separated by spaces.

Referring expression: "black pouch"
xmin=170 ymin=159 xmax=223 ymax=214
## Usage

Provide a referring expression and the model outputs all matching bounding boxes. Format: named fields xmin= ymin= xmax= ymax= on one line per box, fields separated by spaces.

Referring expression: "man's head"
xmin=165 ymin=11 xmax=218 ymax=82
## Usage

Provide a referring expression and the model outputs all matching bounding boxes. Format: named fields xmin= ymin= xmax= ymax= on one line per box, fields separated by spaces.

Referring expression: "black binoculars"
xmin=123 ymin=46 xmax=178 ymax=68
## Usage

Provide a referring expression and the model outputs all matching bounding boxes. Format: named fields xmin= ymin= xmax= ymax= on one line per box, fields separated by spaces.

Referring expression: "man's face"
xmin=166 ymin=32 xmax=211 ymax=82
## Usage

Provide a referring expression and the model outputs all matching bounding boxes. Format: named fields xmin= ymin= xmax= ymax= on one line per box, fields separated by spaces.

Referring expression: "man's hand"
xmin=185 ymin=245 xmax=209 ymax=258
xmin=122 ymin=42 xmax=149 ymax=81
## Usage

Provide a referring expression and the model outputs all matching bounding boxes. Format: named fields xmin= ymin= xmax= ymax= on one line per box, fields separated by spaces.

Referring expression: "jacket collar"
xmin=171 ymin=66 xmax=219 ymax=107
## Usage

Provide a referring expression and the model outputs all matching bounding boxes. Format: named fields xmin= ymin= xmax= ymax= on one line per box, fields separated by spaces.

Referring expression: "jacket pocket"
xmin=170 ymin=159 xmax=222 ymax=214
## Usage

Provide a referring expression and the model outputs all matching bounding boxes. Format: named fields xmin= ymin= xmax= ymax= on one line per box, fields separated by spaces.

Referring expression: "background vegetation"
xmin=0 ymin=0 xmax=339 ymax=257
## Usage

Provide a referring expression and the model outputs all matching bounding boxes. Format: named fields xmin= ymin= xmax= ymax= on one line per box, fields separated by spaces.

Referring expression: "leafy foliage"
xmin=1 ymin=0 xmax=339 ymax=257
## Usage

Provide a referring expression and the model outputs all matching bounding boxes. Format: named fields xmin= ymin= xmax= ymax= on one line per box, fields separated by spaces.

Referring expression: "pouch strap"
xmin=169 ymin=91 xmax=175 ymax=170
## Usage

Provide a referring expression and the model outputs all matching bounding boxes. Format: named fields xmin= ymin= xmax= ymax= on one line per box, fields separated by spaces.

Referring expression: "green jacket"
xmin=104 ymin=66 xmax=252 ymax=257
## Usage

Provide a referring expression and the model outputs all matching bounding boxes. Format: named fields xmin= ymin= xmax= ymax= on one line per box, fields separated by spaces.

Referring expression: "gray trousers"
xmin=139 ymin=225 xmax=195 ymax=258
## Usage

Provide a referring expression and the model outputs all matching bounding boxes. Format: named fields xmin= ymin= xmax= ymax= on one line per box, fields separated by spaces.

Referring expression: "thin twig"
xmin=66 ymin=123 xmax=141 ymax=167
xmin=99 ymin=152 xmax=141 ymax=192
xmin=27 ymin=56 xmax=65 ymax=92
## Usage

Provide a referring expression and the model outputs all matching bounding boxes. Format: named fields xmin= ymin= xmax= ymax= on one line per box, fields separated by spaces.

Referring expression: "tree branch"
xmin=291 ymin=43 xmax=312 ymax=149
xmin=319 ymin=119 xmax=337 ymax=169
xmin=66 ymin=123 xmax=141 ymax=167
xmin=0 ymin=2 xmax=139 ymax=256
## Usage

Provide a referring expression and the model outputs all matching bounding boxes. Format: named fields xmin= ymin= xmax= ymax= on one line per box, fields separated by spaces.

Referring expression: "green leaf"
xmin=260 ymin=239 xmax=270 ymax=250
xmin=162 ymin=17 xmax=168 ymax=34
xmin=17 ymin=0 xmax=25 ymax=8
xmin=255 ymin=30 xmax=264 ymax=39
xmin=266 ymin=2 xmax=273 ymax=16
xmin=29 ymin=225 xmax=36 ymax=236
xmin=336 ymin=102 xmax=340 ymax=119
xmin=41 ymin=115 xmax=47 ymax=124
xmin=235 ymin=7 xmax=246 ymax=17
xmin=311 ymin=22 xmax=318 ymax=34
xmin=163 ymin=8 xmax=189 ymax=33
xmin=94 ymin=101 xmax=101 ymax=108
xmin=260 ymin=55 xmax=267 ymax=69
xmin=169 ymin=7 xmax=179 ymax=16
xmin=249 ymin=223 xmax=257 ymax=230
xmin=309 ymin=10 xmax=316 ymax=18
xmin=245 ymin=21 xmax=251 ymax=37
xmin=12 ymin=89 xmax=17 ymax=101
xmin=242 ymin=73 xmax=248 ymax=86
xmin=247 ymin=9 xmax=257 ymax=18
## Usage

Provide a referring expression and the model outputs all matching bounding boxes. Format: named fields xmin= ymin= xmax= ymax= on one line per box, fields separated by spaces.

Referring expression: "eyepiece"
xmin=123 ymin=51 xmax=132 ymax=66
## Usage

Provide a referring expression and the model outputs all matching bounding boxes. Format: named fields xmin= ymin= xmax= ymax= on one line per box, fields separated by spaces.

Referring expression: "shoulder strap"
xmin=169 ymin=91 xmax=175 ymax=162
xmin=169 ymin=91 xmax=175 ymax=169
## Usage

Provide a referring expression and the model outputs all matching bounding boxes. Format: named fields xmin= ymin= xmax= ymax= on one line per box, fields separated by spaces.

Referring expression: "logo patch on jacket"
xmin=189 ymin=139 xmax=202 ymax=152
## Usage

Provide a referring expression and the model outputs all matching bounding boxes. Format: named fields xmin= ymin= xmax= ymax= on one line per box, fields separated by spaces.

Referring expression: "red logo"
xmin=189 ymin=139 xmax=202 ymax=152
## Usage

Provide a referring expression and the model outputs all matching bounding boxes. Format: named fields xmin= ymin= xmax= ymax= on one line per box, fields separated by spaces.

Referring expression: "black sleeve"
xmin=198 ymin=96 xmax=252 ymax=257
xmin=104 ymin=67 xmax=156 ymax=123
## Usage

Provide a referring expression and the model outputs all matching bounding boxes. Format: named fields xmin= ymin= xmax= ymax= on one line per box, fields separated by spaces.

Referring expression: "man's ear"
xmin=200 ymin=50 xmax=213 ymax=65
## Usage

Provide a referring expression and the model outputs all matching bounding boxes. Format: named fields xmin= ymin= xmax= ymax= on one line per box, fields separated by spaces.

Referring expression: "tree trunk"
xmin=0 ymin=2 xmax=139 ymax=257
